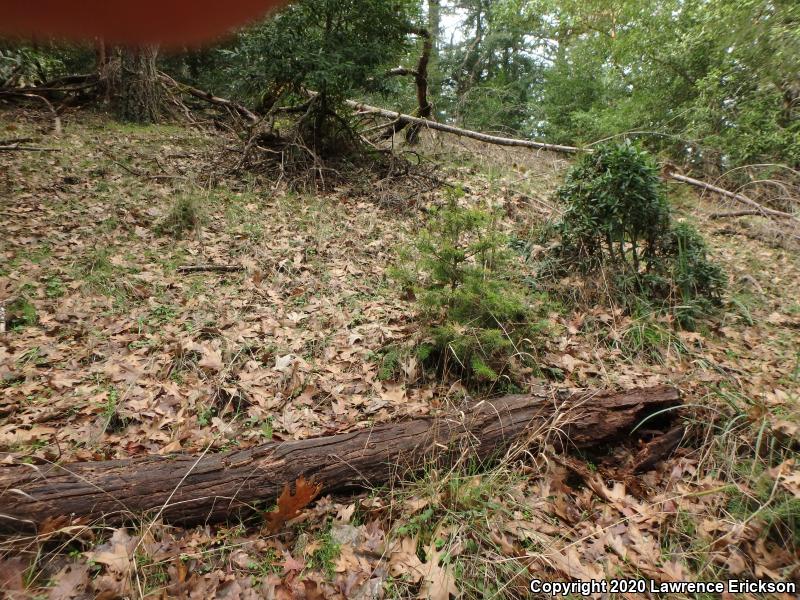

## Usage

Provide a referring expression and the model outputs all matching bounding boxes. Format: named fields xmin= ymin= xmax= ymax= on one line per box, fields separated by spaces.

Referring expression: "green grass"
xmin=383 ymin=462 xmax=535 ymax=600
xmin=614 ymin=315 xmax=688 ymax=363
xmin=6 ymin=297 xmax=38 ymax=329
xmin=155 ymin=194 xmax=206 ymax=238
xmin=310 ymin=527 xmax=341 ymax=579
xmin=72 ymin=246 xmax=140 ymax=308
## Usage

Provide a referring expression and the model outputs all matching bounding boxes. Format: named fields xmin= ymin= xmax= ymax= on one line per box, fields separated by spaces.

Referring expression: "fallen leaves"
xmin=47 ymin=563 xmax=89 ymax=600
xmin=3 ymin=105 xmax=800 ymax=600
xmin=265 ymin=476 xmax=323 ymax=533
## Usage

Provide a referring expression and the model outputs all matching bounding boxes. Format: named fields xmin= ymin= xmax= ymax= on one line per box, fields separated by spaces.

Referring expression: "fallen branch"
xmin=0 ymin=385 xmax=680 ymax=529
xmin=709 ymin=210 xmax=766 ymax=219
xmin=0 ymin=144 xmax=60 ymax=153
xmin=668 ymin=172 xmax=799 ymax=223
xmin=347 ymin=99 xmax=799 ymax=227
xmin=347 ymin=100 xmax=583 ymax=154
xmin=176 ymin=265 xmax=246 ymax=274
xmin=158 ymin=72 xmax=260 ymax=125
xmin=0 ymin=92 xmax=62 ymax=134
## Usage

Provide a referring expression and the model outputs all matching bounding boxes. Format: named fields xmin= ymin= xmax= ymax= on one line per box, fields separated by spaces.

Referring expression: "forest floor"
xmin=1 ymin=108 xmax=799 ymax=599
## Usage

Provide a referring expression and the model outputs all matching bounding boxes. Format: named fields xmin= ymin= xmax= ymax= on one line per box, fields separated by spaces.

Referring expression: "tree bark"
xmin=0 ymin=385 xmax=680 ymax=530
xmin=406 ymin=29 xmax=434 ymax=143
xmin=114 ymin=45 xmax=163 ymax=124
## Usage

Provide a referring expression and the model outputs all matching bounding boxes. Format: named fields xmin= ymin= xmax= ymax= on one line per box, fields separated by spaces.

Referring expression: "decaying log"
xmin=631 ymin=425 xmax=685 ymax=473
xmin=0 ymin=385 xmax=679 ymax=529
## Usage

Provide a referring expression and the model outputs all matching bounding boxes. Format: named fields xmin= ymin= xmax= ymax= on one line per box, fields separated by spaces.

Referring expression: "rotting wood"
xmin=631 ymin=425 xmax=685 ymax=473
xmin=0 ymin=385 xmax=680 ymax=529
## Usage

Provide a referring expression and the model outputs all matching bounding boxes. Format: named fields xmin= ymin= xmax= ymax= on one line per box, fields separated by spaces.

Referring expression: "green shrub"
xmin=393 ymin=190 xmax=545 ymax=386
xmin=553 ymin=142 xmax=725 ymax=327
xmin=557 ymin=141 xmax=670 ymax=271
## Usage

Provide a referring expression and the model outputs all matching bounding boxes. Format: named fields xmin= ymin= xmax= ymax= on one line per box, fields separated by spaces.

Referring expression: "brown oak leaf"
xmin=265 ymin=476 xmax=323 ymax=533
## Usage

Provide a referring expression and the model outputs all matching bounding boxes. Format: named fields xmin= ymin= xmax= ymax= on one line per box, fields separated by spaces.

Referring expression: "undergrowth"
xmin=670 ymin=383 xmax=800 ymax=579
xmin=392 ymin=189 xmax=550 ymax=388
xmin=384 ymin=461 xmax=534 ymax=599
xmin=549 ymin=142 xmax=726 ymax=329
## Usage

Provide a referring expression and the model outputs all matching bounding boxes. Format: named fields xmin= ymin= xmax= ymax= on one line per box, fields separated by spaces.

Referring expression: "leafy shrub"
xmin=557 ymin=141 xmax=670 ymax=272
xmin=554 ymin=142 xmax=725 ymax=326
xmin=393 ymin=190 xmax=545 ymax=386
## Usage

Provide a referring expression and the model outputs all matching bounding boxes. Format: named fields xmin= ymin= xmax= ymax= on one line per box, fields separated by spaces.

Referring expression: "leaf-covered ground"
xmin=1 ymin=109 xmax=799 ymax=598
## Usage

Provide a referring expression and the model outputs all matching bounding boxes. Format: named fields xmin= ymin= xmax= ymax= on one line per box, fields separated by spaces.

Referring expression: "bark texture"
xmin=0 ymin=385 xmax=679 ymax=529
xmin=115 ymin=45 xmax=163 ymax=124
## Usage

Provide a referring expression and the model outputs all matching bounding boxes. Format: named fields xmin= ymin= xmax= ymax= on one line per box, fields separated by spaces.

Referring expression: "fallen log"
xmin=0 ymin=385 xmax=680 ymax=530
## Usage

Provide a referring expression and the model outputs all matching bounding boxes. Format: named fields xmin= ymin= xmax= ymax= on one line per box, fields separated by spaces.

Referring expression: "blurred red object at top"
xmin=0 ymin=0 xmax=288 ymax=46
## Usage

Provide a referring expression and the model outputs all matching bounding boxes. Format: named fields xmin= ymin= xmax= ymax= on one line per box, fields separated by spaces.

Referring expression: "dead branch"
xmin=709 ymin=210 xmax=767 ymax=219
xmin=668 ymin=172 xmax=799 ymax=223
xmin=349 ymin=100 xmax=582 ymax=154
xmin=158 ymin=72 xmax=259 ymax=124
xmin=176 ymin=265 xmax=246 ymax=274
xmin=0 ymin=92 xmax=62 ymax=134
xmin=0 ymin=144 xmax=60 ymax=153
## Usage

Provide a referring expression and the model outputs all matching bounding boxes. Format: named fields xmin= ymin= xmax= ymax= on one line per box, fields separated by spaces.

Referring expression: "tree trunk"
xmin=427 ymin=0 xmax=441 ymax=107
xmin=0 ymin=385 xmax=680 ymax=530
xmin=114 ymin=45 xmax=163 ymax=124
xmin=428 ymin=0 xmax=440 ymax=59
xmin=406 ymin=29 xmax=433 ymax=143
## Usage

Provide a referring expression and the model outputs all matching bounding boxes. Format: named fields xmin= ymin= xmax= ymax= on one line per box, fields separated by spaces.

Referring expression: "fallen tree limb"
xmin=176 ymin=264 xmax=246 ymax=274
xmin=668 ymin=172 xmax=799 ymax=223
xmin=346 ymin=100 xmax=583 ymax=154
xmin=347 ymin=100 xmax=799 ymax=226
xmin=0 ymin=385 xmax=679 ymax=529
xmin=0 ymin=144 xmax=60 ymax=153
xmin=0 ymin=92 xmax=62 ymax=135
xmin=709 ymin=209 xmax=766 ymax=219
xmin=158 ymin=72 xmax=259 ymax=125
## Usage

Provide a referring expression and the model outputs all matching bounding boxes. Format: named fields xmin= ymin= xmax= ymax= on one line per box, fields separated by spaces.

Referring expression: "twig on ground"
xmin=709 ymin=210 xmax=766 ymax=219
xmin=176 ymin=265 xmax=245 ymax=274
xmin=0 ymin=92 xmax=62 ymax=134
xmin=0 ymin=144 xmax=60 ymax=152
